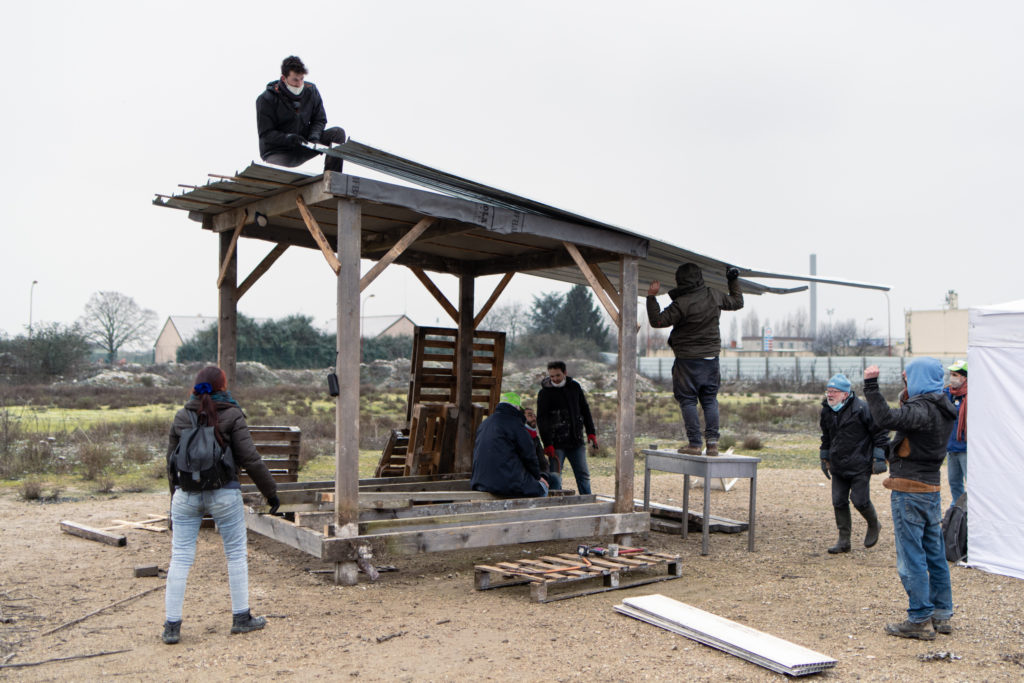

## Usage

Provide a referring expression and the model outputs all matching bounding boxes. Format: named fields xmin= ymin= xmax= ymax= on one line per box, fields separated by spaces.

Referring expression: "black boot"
xmin=162 ymin=620 xmax=181 ymax=644
xmin=230 ymin=609 xmax=267 ymax=634
xmin=828 ymin=505 xmax=852 ymax=554
xmin=859 ymin=502 xmax=881 ymax=548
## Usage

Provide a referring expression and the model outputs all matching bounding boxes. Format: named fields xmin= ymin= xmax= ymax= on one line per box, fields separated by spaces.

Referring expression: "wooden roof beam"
xmin=210 ymin=176 xmax=332 ymax=232
xmin=296 ymin=195 xmax=341 ymax=275
xmin=471 ymin=245 xmax=612 ymax=277
xmin=359 ymin=218 xmax=436 ymax=293
xmin=362 ymin=220 xmax=476 ymax=255
xmin=564 ymin=241 xmax=620 ymax=328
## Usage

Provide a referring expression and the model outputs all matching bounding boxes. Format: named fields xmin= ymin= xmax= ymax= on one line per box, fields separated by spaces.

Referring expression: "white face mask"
xmin=286 ymin=83 xmax=304 ymax=96
xmin=551 ymin=378 xmax=566 ymax=388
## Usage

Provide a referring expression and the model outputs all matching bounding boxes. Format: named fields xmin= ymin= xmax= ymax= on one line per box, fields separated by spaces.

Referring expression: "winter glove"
xmin=587 ymin=434 xmax=599 ymax=451
xmin=726 ymin=267 xmax=740 ymax=281
xmin=872 ymin=447 xmax=887 ymax=474
xmin=308 ymin=133 xmax=321 ymax=144
xmin=819 ymin=449 xmax=831 ymax=480
xmin=284 ymin=133 xmax=305 ymax=148
xmin=545 ymin=445 xmax=556 ymax=459
xmin=267 ymin=495 xmax=281 ymax=515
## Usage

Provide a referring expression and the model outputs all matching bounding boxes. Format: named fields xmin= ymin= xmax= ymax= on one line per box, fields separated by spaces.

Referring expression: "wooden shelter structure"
xmin=154 ymin=140 xmax=829 ymax=583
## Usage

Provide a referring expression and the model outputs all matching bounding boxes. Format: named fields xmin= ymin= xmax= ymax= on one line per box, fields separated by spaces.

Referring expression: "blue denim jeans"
xmin=672 ymin=357 xmax=721 ymax=446
xmin=165 ymin=487 xmax=250 ymax=622
xmin=556 ymin=445 xmax=591 ymax=495
xmin=890 ymin=490 xmax=953 ymax=623
xmin=946 ymin=450 xmax=967 ymax=511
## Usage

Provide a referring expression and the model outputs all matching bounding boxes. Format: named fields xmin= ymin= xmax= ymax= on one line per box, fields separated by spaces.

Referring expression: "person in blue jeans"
xmin=162 ymin=366 xmax=280 ymax=645
xmin=536 ymin=361 xmax=597 ymax=495
xmin=943 ymin=360 xmax=968 ymax=512
xmin=863 ymin=359 xmax=958 ymax=640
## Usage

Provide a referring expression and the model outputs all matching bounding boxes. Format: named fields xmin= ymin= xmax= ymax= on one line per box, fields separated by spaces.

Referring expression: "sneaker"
xmin=705 ymin=442 xmax=719 ymax=457
xmin=932 ymin=617 xmax=952 ymax=634
xmin=677 ymin=445 xmax=703 ymax=456
xmin=230 ymin=610 xmax=267 ymax=634
xmin=162 ymin=620 xmax=181 ymax=645
xmin=885 ymin=619 xmax=936 ymax=640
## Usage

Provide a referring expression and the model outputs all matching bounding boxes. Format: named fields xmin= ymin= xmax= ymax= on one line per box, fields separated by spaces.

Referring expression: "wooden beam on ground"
xmin=297 ymin=195 xmax=342 ymax=274
xmin=473 ymin=272 xmax=514 ymax=329
xmin=210 ymin=175 xmax=332 ymax=232
xmin=243 ymin=509 xmax=324 ymax=558
xmin=60 ymin=520 xmax=126 ymax=547
xmin=217 ymin=230 xmax=238 ymax=387
xmin=454 ymin=274 xmax=475 ymax=473
xmin=359 ymin=217 xmax=435 ymax=292
xmin=563 ymin=241 xmax=621 ymax=327
xmin=335 ymin=199 xmax=361 ymax=539
xmin=237 ymin=243 xmax=289 ymax=300
xmin=615 ymin=255 xmax=639 ymax=523
xmin=409 ymin=266 xmax=459 ymax=323
xmin=360 ymin=501 xmax=614 ymax=534
xmin=216 ymin=213 xmax=245 ymax=289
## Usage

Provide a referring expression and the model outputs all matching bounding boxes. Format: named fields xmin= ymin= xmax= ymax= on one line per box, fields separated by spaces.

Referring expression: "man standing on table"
xmin=536 ymin=361 xmax=598 ymax=495
xmin=863 ymin=359 xmax=957 ymax=640
xmin=646 ymin=263 xmax=744 ymax=456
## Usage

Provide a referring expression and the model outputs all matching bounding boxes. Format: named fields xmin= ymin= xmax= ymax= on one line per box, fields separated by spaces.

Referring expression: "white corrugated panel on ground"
xmin=615 ymin=594 xmax=837 ymax=676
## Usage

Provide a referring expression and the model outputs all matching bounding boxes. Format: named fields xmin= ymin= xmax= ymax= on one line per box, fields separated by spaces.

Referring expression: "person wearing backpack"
xmin=162 ymin=366 xmax=280 ymax=645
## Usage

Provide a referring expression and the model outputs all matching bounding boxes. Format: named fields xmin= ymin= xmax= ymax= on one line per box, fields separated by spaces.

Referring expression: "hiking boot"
xmin=885 ymin=619 xmax=936 ymax=640
xmin=932 ymin=617 xmax=952 ymax=634
xmin=162 ymin=620 xmax=181 ymax=645
xmin=705 ymin=442 xmax=719 ymax=457
xmin=828 ymin=505 xmax=852 ymax=554
xmin=677 ymin=444 xmax=703 ymax=456
xmin=859 ymin=502 xmax=881 ymax=548
xmin=230 ymin=610 xmax=267 ymax=634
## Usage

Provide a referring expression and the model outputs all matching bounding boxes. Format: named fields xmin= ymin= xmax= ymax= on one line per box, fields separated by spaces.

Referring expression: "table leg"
xmin=702 ymin=470 xmax=711 ymax=556
xmin=643 ymin=464 xmax=651 ymax=511
xmin=682 ymin=475 xmax=690 ymax=539
xmin=748 ymin=470 xmax=757 ymax=552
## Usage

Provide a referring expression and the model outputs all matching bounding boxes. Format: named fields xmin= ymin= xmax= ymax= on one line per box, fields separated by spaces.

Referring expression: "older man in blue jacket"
xmin=471 ymin=393 xmax=548 ymax=498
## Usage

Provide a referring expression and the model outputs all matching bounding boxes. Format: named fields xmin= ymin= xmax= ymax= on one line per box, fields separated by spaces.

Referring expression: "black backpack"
xmin=171 ymin=410 xmax=234 ymax=492
xmin=942 ymin=492 xmax=968 ymax=563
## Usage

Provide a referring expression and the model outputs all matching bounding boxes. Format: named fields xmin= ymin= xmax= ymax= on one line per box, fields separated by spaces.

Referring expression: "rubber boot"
xmin=859 ymin=502 xmax=881 ymax=548
xmin=230 ymin=609 xmax=267 ymax=634
xmin=162 ymin=620 xmax=181 ymax=645
xmin=828 ymin=505 xmax=852 ymax=554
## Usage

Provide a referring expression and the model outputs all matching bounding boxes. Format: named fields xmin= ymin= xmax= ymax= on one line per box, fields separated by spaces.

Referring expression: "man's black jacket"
xmin=536 ymin=376 xmax=595 ymax=449
xmin=470 ymin=403 xmax=545 ymax=497
xmin=256 ymin=80 xmax=328 ymax=159
xmin=819 ymin=390 xmax=889 ymax=479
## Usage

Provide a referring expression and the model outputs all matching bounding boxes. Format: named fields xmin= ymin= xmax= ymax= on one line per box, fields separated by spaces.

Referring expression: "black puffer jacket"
xmin=256 ymin=80 xmax=328 ymax=159
xmin=166 ymin=398 xmax=277 ymax=500
xmin=646 ymin=266 xmax=743 ymax=359
xmin=819 ymin=391 xmax=889 ymax=479
xmin=863 ymin=377 xmax=957 ymax=487
xmin=470 ymin=403 xmax=545 ymax=497
xmin=536 ymin=377 xmax=596 ymax=449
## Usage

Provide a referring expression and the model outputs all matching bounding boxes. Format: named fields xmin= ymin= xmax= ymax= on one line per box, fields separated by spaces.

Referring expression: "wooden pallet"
xmin=474 ymin=551 xmax=682 ymax=603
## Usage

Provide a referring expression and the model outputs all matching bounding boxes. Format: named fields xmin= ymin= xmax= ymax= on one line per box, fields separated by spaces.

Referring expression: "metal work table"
xmin=642 ymin=450 xmax=761 ymax=555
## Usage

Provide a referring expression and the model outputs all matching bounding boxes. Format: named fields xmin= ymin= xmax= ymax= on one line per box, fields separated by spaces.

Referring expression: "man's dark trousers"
xmin=672 ymin=357 xmax=721 ymax=447
xmin=263 ymin=126 xmax=345 ymax=172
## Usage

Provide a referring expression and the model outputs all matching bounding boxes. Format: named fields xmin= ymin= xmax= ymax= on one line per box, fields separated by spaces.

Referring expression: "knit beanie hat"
xmin=826 ymin=373 xmax=852 ymax=393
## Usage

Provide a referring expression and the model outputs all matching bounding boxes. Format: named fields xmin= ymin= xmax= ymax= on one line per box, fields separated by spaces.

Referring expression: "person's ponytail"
xmin=192 ymin=366 xmax=228 ymax=448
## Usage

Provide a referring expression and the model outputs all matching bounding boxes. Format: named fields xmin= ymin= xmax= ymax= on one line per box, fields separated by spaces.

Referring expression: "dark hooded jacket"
xmin=470 ymin=403 xmax=546 ymax=497
xmin=166 ymin=398 xmax=278 ymax=500
xmin=863 ymin=362 xmax=958 ymax=487
xmin=819 ymin=390 xmax=890 ymax=479
xmin=646 ymin=264 xmax=744 ymax=359
xmin=536 ymin=376 xmax=596 ymax=449
xmin=256 ymin=79 xmax=328 ymax=159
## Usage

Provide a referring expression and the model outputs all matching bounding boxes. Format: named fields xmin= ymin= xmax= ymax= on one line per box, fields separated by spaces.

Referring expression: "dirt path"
xmin=2 ymin=470 xmax=1022 ymax=681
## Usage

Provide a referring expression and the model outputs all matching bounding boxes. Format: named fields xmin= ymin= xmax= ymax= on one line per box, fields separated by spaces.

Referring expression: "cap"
xmin=499 ymin=392 xmax=522 ymax=409
xmin=948 ymin=359 xmax=967 ymax=375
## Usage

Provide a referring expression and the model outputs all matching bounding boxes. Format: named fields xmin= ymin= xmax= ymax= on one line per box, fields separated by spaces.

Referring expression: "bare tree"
xmin=742 ymin=310 xmax=760 ymax=338
xmin=480 ymin=301 xmax=528 ymax=348
xmin=80 ymin=291 xmax=157 ymax=364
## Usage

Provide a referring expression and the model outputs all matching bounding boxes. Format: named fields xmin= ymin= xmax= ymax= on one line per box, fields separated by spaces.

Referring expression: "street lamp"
xmin=29 ymin=280 xmax=38 ymax=337
xmin=360 ymin=293 xmax=376 ymax=361
xmin=883 ymin=291 xmax=892 ymax=356
xmin=863 ymin=317 xmax=874 ymax=341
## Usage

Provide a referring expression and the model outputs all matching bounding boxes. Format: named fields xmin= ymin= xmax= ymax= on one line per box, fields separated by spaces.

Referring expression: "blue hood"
xmin=906 ymin=357 xmax=944 ymax=397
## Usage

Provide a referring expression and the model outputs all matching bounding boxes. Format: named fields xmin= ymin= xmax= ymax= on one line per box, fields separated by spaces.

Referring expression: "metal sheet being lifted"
xmin=615 ymin=594 xmax=837 ymax=677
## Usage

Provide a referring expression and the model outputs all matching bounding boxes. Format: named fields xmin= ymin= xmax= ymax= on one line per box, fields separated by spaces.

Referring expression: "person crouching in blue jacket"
xmin=471 ymin=393 xmax=548 ymax=498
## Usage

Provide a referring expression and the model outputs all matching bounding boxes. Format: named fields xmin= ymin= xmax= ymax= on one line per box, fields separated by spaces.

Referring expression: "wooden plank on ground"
xmin=60 ymin=521 xmax=126 ymax=547
xmin=360 ymin=501 xmax=614 ymax=534
xmin=242 ymin=509 xmax=323 ymax=558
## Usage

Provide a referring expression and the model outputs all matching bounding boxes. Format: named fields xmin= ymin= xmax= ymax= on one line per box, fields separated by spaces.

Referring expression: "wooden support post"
xmin=218 ymin=230 xmax=238 ymax=388
xmin=237 ymin=243 xmax=289 ymax=300
xmin=408 ymin=266 xmax=459 ymax=323
xmin=359 ymin=217 xmax=435 ymax=292
xmin=453 ymin=274 xmax=475 ymax=473
xmin=473 ymin=272 xmax=514 ymax=329
xmin=335 ymin=199 xmax=361 ymax=538
xmin=615 ymin=255 xmax=639 ymax=524
xmin=334 ymin=561 xmax=359 ymax=585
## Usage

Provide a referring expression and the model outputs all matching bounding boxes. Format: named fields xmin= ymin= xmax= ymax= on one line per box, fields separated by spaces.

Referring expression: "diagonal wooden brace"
xmin=296 ymin=195 xmax=342 ymax=274
xmin=216 ymin=212 xmax=246 ymax=289
xmin=237 ymin=243 xmax=289 ymax=300
xmin=360 ymin=217 xmax=435 ymax=292
xmin=408 ymin=266 xmax=459 ymax=323
xmin=563 ymin=241 xmax=621 ymax=328
xmin=474 ymin=272 xmax=514 ymax=329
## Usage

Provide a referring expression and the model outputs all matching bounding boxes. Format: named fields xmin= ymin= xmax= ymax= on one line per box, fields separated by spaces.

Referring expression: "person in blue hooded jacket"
xmin=470 ymin=392 xmax=548 ymax=498
xmin=819 ymin=373 xmax=890 ymax=554
xmin=863 ymin=358 xmax=958 ymax=641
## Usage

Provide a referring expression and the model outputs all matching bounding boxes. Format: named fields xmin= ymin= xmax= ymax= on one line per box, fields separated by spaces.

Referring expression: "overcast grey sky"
xmin=2 ymin=1 xmax=1021 ymax=346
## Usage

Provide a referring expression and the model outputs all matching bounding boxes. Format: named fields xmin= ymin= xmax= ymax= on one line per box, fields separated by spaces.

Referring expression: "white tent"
xmin=966 ymin=299 xmax=1024 ymax=580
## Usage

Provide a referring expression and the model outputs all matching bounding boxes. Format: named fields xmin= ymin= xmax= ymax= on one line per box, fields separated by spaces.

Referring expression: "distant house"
xmin=324 ymin=314 xmax=417 ymax=339
xmin=154 ymin=316 xmax=217 ymax=363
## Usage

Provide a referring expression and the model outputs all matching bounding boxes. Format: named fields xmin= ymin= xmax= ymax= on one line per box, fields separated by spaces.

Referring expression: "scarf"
xmin=949 ymin=380 xmax=967 ymax=440
xmin=192 ymin=389 xmax=240 ymax=407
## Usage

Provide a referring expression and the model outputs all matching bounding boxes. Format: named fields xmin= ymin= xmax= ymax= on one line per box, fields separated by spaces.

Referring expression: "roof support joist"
xmin=564 ymin=241 xmax=621 ymax=328
xmin=471 ymin=245 xmax=612 ymax=277
xmin=359 ymin=218 xmax=436 ymax=293
xmin=473 ymin=272 xmax=514 ymax=330
xmin=237 ymin=243 xmax=289 ymax=300
xmin=216 ymin=214 xmax=246 ymax=289
xmin=408 ymin=266 xmax=459 ymax=324
xmin=362 ymin=220 xmax=475 ymax=255
xmin=296 ymin=195 xmax=342 ymax=275
xmin=211 ymin=176 xmax=332 ymax=232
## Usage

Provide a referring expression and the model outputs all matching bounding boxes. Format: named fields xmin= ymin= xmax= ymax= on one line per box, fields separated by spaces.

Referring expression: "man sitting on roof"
xmin=256 ymin=55 xmax=345 ymax=174
xmin=470 ymin=393 xmax=548 ymax=498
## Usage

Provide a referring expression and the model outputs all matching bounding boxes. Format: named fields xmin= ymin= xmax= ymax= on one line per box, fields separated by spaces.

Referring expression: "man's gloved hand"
xmin=308 ymin=133 xmax=321 ymax=144
xmin=587 ymin=434 xmax=599 ymax=451
xmin=819 ymin=449 xmax=831 ymax=479
xmin=284 ymin=133 xmax=305 ymax=148
xmin=872 ymin=447 xmax=888 ymax=474
xmin=545 ymin=445 xmax=556 ymax=459
xmin=726 ymin=267 xmax=740 ymax=281
xmin=267 ymin=495 xmax=281 ymax=515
